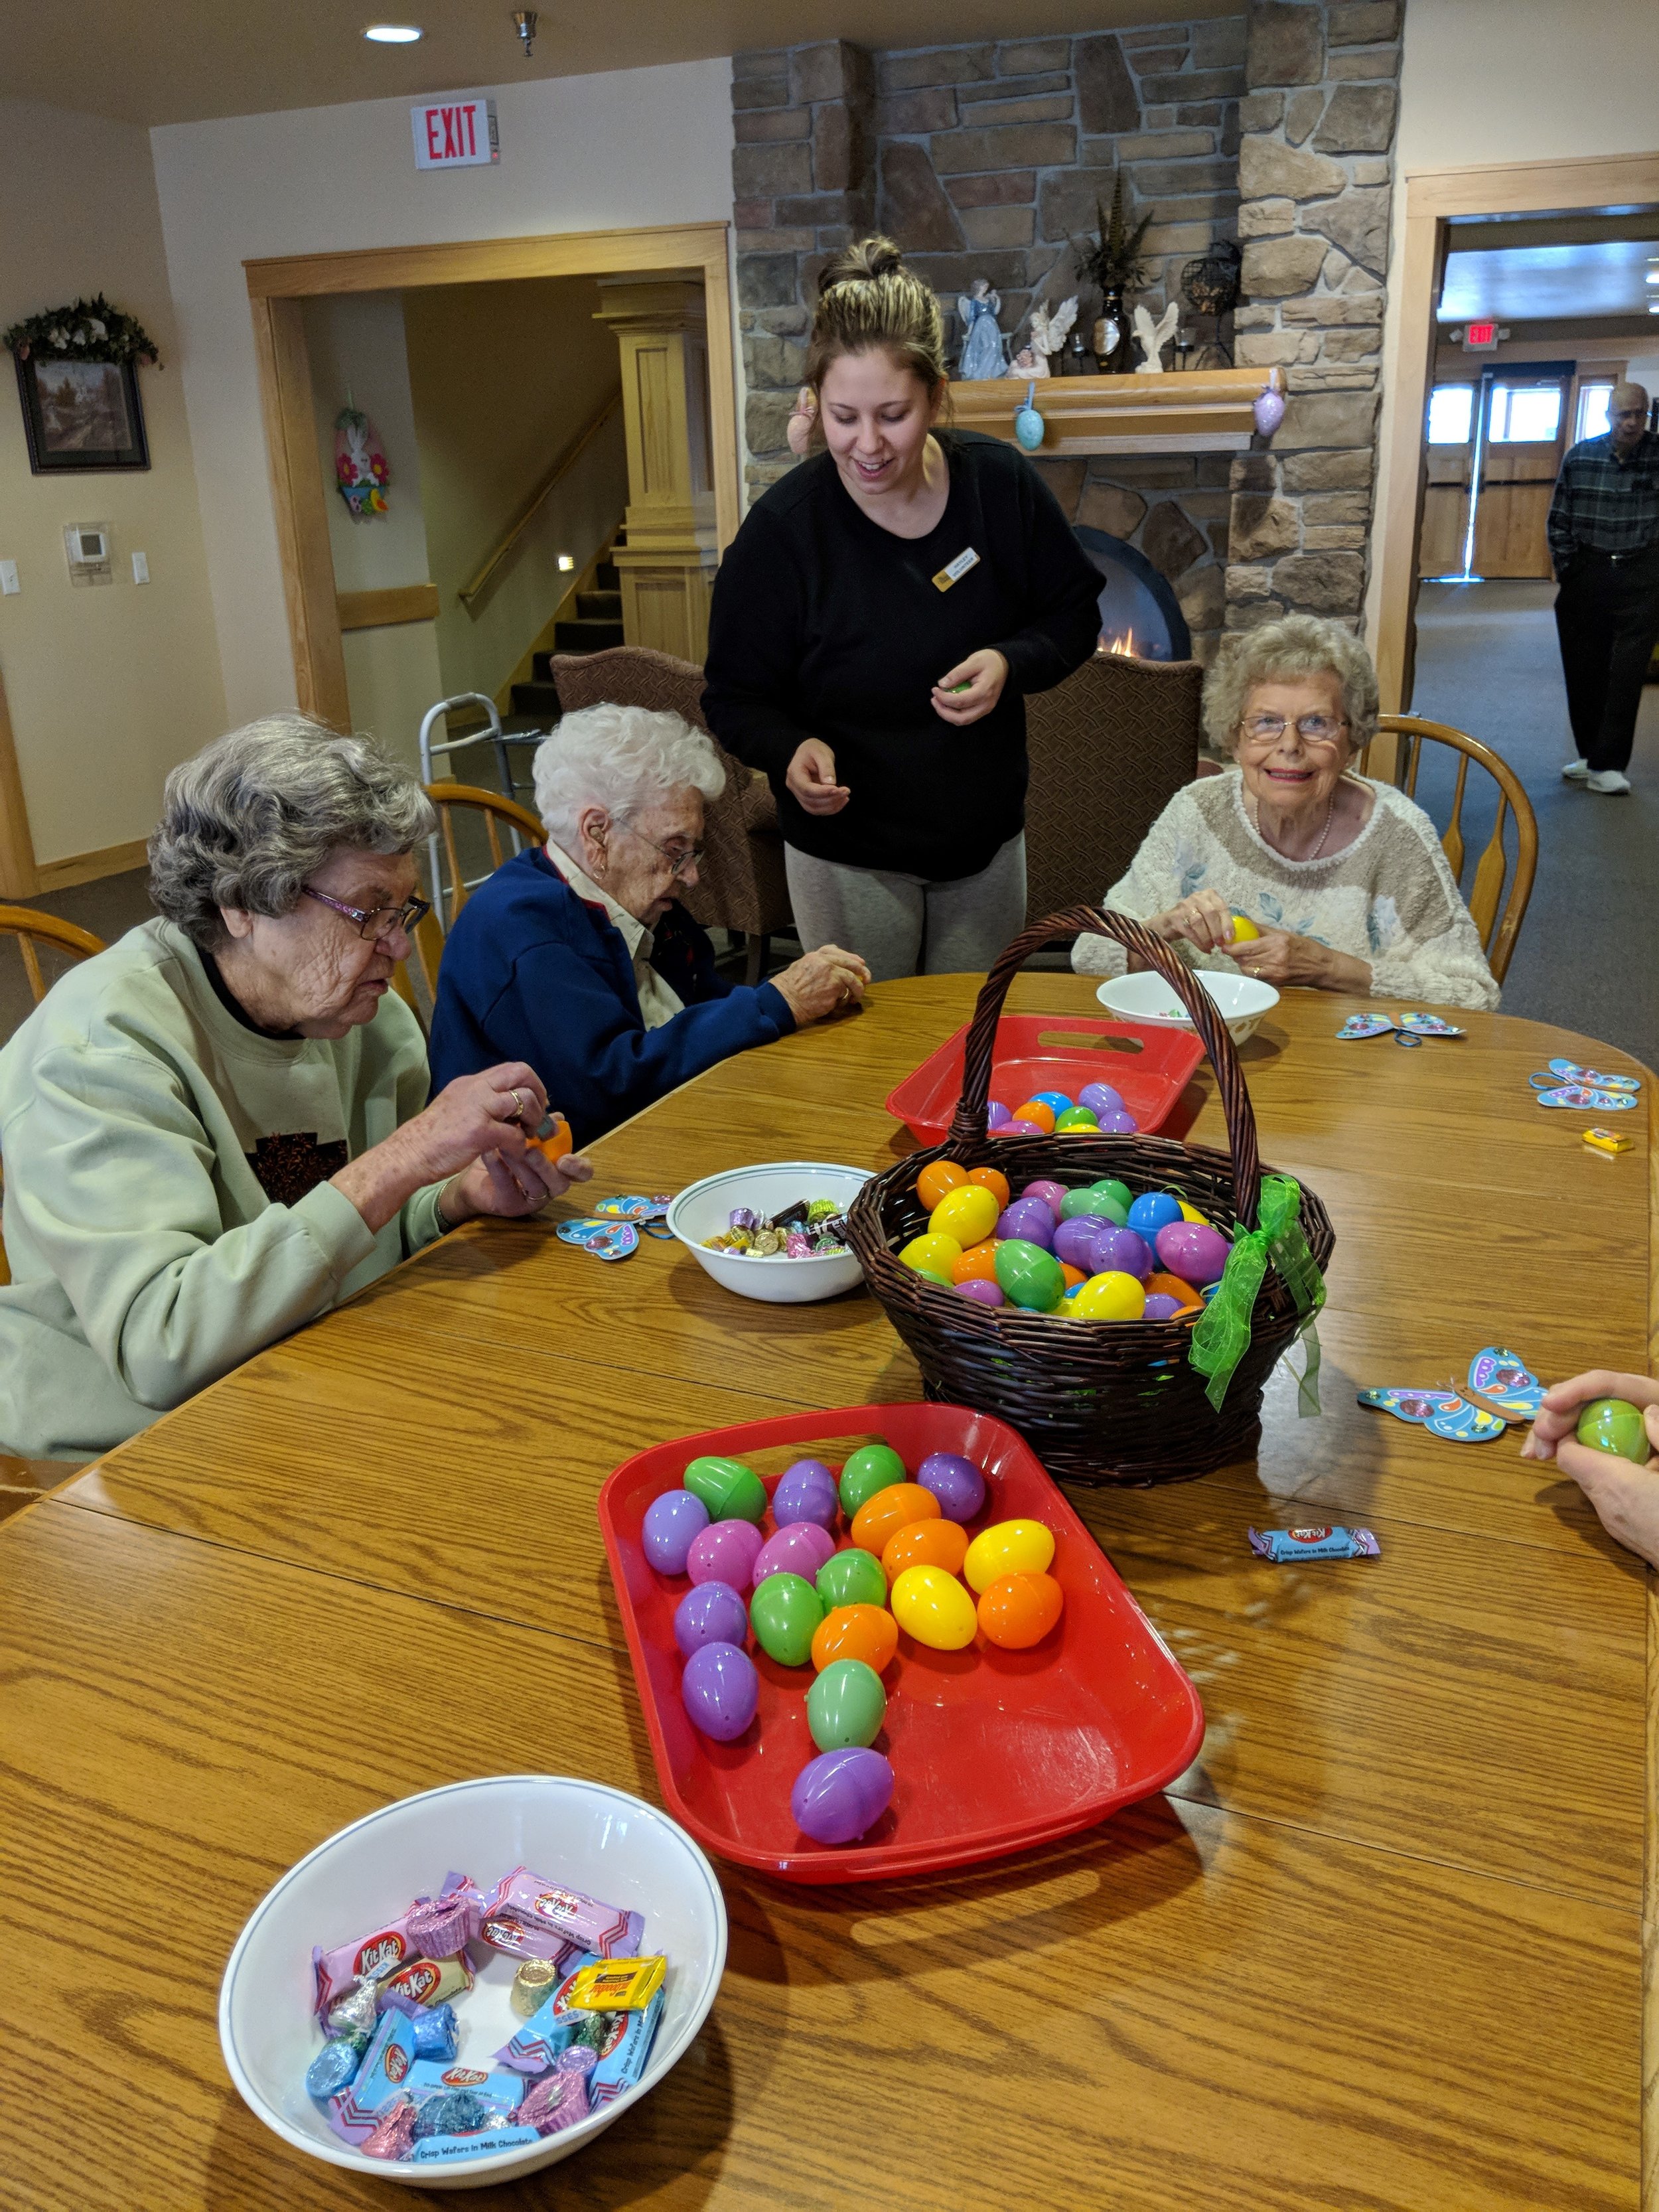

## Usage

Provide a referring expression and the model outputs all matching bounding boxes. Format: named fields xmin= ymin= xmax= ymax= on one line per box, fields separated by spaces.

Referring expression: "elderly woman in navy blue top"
xmin=427 ymin=704 xmax=869 ymax=1147
xmin=703 ymin=236 xmax=1103 ymax=983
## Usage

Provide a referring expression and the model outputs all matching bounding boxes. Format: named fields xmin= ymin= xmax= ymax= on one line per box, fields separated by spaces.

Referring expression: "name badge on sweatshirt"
xmin=932 ymin=546 xmax=981 ymax=592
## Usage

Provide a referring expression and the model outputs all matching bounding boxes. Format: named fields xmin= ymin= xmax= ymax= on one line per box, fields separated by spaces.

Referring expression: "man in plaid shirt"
xmin=1549 ymin=380 xmax=1659 ymax=794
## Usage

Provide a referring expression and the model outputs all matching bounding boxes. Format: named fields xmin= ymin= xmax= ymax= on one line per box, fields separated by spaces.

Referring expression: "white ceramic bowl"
xmin=668 ymin=1161 xmax=871 ymax=1304
xmin=1096 ymin=969 xmax=1281 ymax=1045
xmin=218 ymin=1775 xmax=727 ymax=2192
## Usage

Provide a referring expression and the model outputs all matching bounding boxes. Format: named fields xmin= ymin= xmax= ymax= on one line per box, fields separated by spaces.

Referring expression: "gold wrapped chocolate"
xmin=510 ymin=1956 xmax=562 ymax=2019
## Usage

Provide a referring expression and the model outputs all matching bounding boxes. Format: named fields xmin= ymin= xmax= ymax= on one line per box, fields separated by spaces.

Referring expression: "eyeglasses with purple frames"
xmin=301 ymin=885 xmax=431 ymax=942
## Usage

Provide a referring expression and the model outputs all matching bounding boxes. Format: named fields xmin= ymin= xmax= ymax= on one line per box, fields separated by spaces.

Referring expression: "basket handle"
xmin=944 ymin=905 xmax=1263 ymax=1232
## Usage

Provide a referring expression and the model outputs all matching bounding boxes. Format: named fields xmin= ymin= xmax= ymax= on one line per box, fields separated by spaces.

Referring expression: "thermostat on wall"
xmin=64 ymin=524 xmax=113 ymax=587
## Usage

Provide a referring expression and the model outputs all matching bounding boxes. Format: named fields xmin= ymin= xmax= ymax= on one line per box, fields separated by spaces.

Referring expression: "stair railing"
xmin=457 ymin=389 xmax=623 ymax=611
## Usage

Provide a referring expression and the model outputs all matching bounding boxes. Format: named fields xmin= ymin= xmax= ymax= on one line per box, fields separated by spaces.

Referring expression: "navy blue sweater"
xmin=427 ymin=845 xmax=795 ymax=1146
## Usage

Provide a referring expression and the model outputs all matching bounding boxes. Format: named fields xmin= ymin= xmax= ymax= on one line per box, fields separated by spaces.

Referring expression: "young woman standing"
xmin=702 ymin=238 xmax=1103 ymax=982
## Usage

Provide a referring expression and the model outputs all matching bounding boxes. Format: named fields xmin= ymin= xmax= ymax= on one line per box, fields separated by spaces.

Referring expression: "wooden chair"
xmin=396 ymin=781 xmax=546 ymax=1024
xmin=0 ymin=906 xmax=107 ymax=1290
xmin=1361 ymin=715 xmax=1538 ymax=985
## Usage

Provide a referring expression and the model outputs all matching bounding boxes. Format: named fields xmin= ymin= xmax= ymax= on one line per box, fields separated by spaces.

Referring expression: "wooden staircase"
xmin=509 ymin=536 xmax=626 ymax=721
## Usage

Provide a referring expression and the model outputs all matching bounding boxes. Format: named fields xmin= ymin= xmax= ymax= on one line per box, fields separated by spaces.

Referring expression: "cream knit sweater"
xmin=1072 ymin=770 xmax=1500 ymax=1013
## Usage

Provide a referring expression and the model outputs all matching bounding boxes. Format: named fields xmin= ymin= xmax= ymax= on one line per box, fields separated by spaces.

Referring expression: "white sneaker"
xmin=1561 ymin=757 xmax=1591 ymax=780
xmin=1585 ymin=769 xmax=1632 ymax=794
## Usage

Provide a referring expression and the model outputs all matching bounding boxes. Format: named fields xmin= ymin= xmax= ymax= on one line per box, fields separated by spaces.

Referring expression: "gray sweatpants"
xmin=784 ymin=834 xmax=1027 ymax=984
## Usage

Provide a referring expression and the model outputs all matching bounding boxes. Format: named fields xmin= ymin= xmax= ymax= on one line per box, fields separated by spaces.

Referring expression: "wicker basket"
xmin=845 ymin=906 xmax=1334 ymax=1485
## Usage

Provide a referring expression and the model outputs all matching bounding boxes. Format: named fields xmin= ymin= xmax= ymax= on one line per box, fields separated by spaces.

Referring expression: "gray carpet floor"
xmin=1408 ymin=579 xmax=1658 ymax=1072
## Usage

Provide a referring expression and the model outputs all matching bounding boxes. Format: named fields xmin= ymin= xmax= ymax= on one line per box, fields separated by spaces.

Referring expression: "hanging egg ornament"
xmin=1253 ymin=384 xmax=1286 ymax=437
xmin=1013 ymin=380 xmax=1045 ymax=451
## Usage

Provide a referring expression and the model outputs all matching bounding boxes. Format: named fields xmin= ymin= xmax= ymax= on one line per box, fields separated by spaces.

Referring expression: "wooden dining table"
xmin=2 ymin=971 xmax=1654 ymax=2210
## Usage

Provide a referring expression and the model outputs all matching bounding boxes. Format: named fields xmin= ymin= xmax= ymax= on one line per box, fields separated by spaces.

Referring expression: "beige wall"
xmin=1370 ymin=0 xmax=1659 ymax=646
xmin=303 ymin=290 xmax=443 ymax=771
xmin=149 ymin=61 xmax=734 ymax=732
xmin=0 ymin=98 xmax=225 ymax=872
xmin=403 ymin=275 xmax=625 ymax=710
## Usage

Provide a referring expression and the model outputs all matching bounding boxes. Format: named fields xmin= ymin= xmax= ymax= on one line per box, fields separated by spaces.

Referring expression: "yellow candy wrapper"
xmin=563 ymin=1954 xmax=666 ymax=2012
xmin=1584 ymin=1126 xmax=1634 ymax=1157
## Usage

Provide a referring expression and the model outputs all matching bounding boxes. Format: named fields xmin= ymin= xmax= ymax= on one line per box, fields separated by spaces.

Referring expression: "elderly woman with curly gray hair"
xmin=0 ymin=715 xmax=591 ymax=1462
xmin=1074 ymin=613 xmax=1498 ymax=1011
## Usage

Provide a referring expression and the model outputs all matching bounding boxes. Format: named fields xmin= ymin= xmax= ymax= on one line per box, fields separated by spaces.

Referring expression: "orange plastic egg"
xmin=1059 ymin=1262 xmax=1086 ymax=1290
xmin=850 ymin=1481 xmax=941 ymax=1554
xmin=811 ymin=1603 xmax=899 ymax=1674
xmin=950 ymin=1239 xmax=1001 ymax=1286
xmin=967 ymin=1165 xmax=1011 ymax=1210
xmin=915 ymin=1160 xmax=968 ymax=1212
xmin=1144 ymin=1271 xmax=1201 ymax=1309
xmin=1012 ymin=1100 xmax=1056 ymax=1134
xmin=977 ymin=1570 xmax=1064 ymax=1650
xmin=881 ymin=1518 xmax=970 ymax=1580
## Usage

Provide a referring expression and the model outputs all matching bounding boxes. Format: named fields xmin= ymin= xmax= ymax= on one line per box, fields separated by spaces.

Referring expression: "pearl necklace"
xmin=1252 ymin=787 xmax=1338 ymax=863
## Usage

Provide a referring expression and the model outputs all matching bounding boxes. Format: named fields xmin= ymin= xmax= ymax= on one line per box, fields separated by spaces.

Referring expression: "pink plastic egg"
xmin=687 ymin=1518 xmax=765 ymax=1588
xmin=752 ymin=1521 xmax=836 ymax=1586
xmin=1019 ymin=1179 xmax=1067 ymax=1219
xmin=956 ymin=1276 xmax=1005 ymax=1307
xmin=999 ymin=1118 xmax=1044 ymax=1138
xmin=1155 ymin=1220 xmax=1232 ymax=1286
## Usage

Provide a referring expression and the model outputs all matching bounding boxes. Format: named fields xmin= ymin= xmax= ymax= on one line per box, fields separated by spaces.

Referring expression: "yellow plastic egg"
xmin=928 ymin=1183 xmax=1000 ymax=1249
xmin=964 ymin=1518 xmax=1056 ymax=1595
xmin=890 ymin=1563 xmax=979 ymax=1651
xmin=1070 ymin=1270 xmax=1147 ymax=1321
xmin=900 ymin=1231 xmax=963 ymax=1278
xmin=1177 ymin=1200 xmax=1206 ymax=1224
xmin=1229 ymin=914 xmax=1261 ymax=942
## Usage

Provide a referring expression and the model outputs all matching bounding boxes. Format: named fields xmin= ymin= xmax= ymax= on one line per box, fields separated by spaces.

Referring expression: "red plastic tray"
xmin=597 ymin=1402 xmax=1204 ymax=1884
xmin=885 ymin=1013 xmax=1205 ymax=1145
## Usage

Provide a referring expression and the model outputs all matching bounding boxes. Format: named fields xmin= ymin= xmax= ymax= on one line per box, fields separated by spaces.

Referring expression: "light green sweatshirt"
xmin=0 ymin=918 xmax=447 ymax=1461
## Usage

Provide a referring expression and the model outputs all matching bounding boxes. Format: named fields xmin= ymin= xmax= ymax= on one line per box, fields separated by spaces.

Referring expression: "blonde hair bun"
xmin=805 ymin=235 xmax=948 ymax=399
xmin=819 ymin=236 xmax=906 ymax=291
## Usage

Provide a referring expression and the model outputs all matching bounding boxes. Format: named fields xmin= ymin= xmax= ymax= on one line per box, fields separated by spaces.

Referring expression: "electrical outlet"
xmin=131 ymin=550 xmax=150 ymax=584
xmin=0 ymin=560 xmax=18 ymax=596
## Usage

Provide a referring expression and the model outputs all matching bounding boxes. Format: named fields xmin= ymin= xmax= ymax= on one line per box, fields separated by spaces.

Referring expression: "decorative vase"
xmin=1098 ymin=287 xmax=1133 ymax=376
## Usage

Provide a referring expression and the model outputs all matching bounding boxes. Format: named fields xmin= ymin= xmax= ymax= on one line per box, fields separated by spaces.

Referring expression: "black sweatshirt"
xmin=701 ymin=429 xmax=1103 ymax=880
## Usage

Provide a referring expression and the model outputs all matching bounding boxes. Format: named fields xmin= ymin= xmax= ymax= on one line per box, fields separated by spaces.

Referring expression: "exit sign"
xmin=411 ymin=97 xmax=499 ymax=170
xmin=1464 ymin=321 xmax=1498 ymax=350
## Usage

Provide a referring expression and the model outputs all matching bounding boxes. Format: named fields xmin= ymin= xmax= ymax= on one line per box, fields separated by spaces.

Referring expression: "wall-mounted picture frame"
xmin=13 ymin=350 xmax=149 ymax=473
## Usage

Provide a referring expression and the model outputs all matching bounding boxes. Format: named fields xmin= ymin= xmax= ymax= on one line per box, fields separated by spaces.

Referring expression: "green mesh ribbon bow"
xmin=1188 ymin=1174 xmax=1326 ymax=1414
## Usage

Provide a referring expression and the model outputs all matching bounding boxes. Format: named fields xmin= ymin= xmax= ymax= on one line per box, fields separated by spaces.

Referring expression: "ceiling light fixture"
xmin=364 ymin=23 xmax=423 ymax=41
xmin=512 ymin=10 xmax=538 ymax=58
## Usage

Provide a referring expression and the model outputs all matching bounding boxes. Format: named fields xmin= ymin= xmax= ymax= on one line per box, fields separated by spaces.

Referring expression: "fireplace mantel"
xmin=950 ymin=366 xmax=1283 ymax=458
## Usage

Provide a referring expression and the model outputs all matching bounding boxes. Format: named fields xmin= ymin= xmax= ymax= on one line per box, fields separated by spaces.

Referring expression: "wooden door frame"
xmin=1374 ymin=151 xmax=1659 ymax=713
xmin=246 ymin=221 xmax=739 ymax=730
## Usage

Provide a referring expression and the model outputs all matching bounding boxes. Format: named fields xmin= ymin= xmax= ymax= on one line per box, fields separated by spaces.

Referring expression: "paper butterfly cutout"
xmin=1358 ymin=1347 xmax=1541 ymax=1443
xmin=1545 ymin=1059 xmax=1640 ymax=1092
xmin=555 ymin=1218 xmax=640 ymax=1262
xmin=1398 ymin=1011 xmax=1466 ymax=1037
xmin=1338 ymin=1013 xmax=1395 ymax=1039
xmin=1534 ymin=1084 xmax=1638 ymax=1112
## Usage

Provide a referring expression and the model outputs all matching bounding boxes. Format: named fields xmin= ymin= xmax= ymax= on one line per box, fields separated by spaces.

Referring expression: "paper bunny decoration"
xmin=1132 ymin=303 xmax=1180 ymax=374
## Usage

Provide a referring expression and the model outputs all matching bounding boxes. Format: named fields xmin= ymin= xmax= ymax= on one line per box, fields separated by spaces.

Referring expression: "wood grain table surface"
xmin=4 ymin=974 xmax=1654 ymax=2210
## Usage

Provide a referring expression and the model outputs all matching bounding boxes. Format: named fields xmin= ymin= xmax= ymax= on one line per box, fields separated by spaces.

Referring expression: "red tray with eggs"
xmin=885 ymin=1014 xmax=1205 ymax=1145
xmin=597 ymin=1400 xmax=1204 ymax=1884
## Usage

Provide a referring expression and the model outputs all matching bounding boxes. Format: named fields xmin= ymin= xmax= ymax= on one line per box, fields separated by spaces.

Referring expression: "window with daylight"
xmin=1488 ymin=382 xmax=1563 ymax=443
xmin=1426 ymin=384 xmax=1475 ymax=444
xmin=1576 ymin=382 xmax=1614 ymax=441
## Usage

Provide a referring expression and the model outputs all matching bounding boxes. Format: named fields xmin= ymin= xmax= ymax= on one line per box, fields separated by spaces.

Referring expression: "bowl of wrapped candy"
xmin=669 ymin=1161 xmax=871 ymax=1304
xmin=218 ymin=1774 xmax=727 ymax=2190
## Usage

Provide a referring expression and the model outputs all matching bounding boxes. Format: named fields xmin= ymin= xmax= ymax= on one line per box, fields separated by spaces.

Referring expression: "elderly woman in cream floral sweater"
xmin=1073 ymin=613 xmax=1498 ymax=1011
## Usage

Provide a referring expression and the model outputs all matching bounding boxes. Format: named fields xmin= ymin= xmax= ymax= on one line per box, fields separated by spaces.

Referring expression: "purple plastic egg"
xmin=999 ymin=1117 xmax=1044 ymax=1138
xmin=985 ymin=1099 xmax=1013 ymax=1129
xmin=642 ymin=1488 xmax=711 ymax=1575
xmin=1052 ymin=1215 xmax=1108 ymax=1271
xmin=790 ymin=1745 xmax=895 ymax=1845
xmin=1078 ymin=1081 xmax=1123 ymax=1117
xmin=1090 ymin=1224 xmax=1152 ymax=1280
xmin=686 ymin=1518 xmax=765 ymax=1589
xmin=1096 ymin=1108 xmax=1139 ymax=1134
xmin=1019 ymin=1179 xmax=1067 ymax=1220
xmin=681 ymin=1641 xmax=759 ymax=1741
xmin=674 ymin=1580 xmax=749 ymax=1658
xmin=1156 ymin=1221 xmax=1232 ymax=1286
xmin=1143 ymin=1293 xmax=1184 ymax=1321
xmin=956 ymin=1277 xmax=1005 ymax=1307
xmin=772 ymin=1460 xmax=839 ymax=1531
xmin=997 ymin=1199 xmax=1056 ymax=1250
xmin=753 ymin=1521 xmax=836 ymax=1586
xmin=916 ymin=1449 xmax=987 ymax=1523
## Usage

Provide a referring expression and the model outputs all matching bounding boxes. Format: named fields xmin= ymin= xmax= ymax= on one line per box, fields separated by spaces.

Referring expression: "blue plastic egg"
xmin=1127 ymin=1192 xmax=1183 ymax=1242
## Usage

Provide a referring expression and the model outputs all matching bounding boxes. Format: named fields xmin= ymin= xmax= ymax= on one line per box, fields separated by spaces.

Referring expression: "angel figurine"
xmin=956 ymin=280 xmax=1006 ymax=380
xmin=1019 ymin=295 xmax=1077 ymax=379
xmin=1132 ymin=302 xmax=1180 ymax=374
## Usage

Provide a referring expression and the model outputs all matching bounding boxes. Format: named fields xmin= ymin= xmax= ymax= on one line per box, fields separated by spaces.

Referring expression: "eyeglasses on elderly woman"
xmin=302 ymin=884 xmax=432 ymax=940
xmin=1236 ymin=713 xmax=1350 ymax=748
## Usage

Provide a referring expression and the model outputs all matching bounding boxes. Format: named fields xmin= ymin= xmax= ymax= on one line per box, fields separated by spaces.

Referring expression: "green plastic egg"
xmin=750 ymin=1572 xmax=826 ymax=1666
xmin=817 ymin=1547 xmax=888 ymax=1610
xmin=839 ymin=1443 xmax=908 ymax=1516
xmin=993 ymin=1237 xmax=1065 ymax=1311
xmin=1054 ymin=1107 xmax=1099 ymax=1132
xmin=1576 ymin=1398 xmax=1649 ymax=1462
xmin=683 ymin=1454 xmax=768 ymax=1524
xmin=806 ymin=1658 xmax=887 ymax=1751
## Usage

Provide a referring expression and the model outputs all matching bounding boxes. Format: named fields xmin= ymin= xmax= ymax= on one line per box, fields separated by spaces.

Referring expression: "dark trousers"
xmin=1553 ymin=543 xmax=1659 ymax=773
